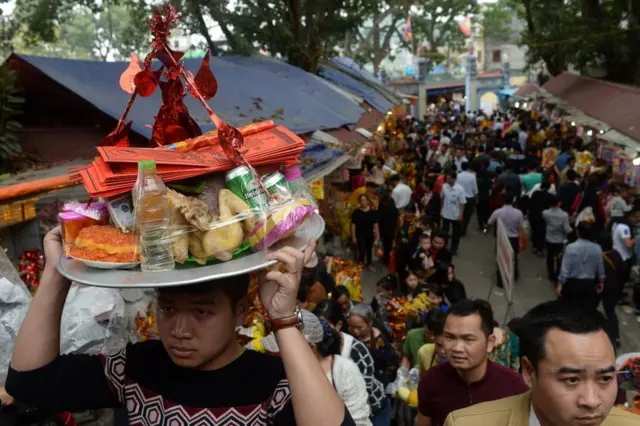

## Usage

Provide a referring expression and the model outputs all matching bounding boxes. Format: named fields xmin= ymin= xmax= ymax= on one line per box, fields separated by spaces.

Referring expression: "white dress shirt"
xmin=454 ymin=156 xmax=468 ymax=172
xmin=392 ymin=182 xmax=413 ymax=209
xmin=456 ymin=171 xmax=478 ymax=198
xmin=529 ymin=404 xmax=541 ymax=426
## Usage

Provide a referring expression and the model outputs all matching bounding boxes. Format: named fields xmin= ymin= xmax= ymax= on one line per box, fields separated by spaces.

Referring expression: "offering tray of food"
xmin=55 ymin=6 xmax=325 ymax=287
xmin=57 ymin=213 xmax=324 ymax=288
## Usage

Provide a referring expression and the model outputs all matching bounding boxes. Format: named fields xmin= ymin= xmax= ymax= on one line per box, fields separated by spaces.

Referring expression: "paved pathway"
xmin=355 ymin=223 xmax=640 ymax=355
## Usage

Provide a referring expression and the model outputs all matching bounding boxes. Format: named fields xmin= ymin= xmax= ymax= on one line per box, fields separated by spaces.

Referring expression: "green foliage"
xmin=512 ymin=0 xmax=640 ymax=84
xmin=412 ymin=0 xmax=478 ymax=55
xmin=342 ymin=0 xmax=411 ymax=74
xmin=10 ymin=2 xmax=150 ymax=61
xmin=480 ymin=0 xmax=516 ymax=43
xmin=175 ymin=0 xmax=377 ymax=72
xmin=0 ymin=68 xmax=24 ymax=168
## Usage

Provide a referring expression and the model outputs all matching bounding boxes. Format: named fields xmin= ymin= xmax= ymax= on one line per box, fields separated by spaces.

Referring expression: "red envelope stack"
xmin=70 ymin=124 xmax=304 ymax=199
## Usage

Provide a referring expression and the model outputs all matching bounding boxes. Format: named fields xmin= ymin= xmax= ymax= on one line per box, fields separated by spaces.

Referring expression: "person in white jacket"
xmin=316 ymin=319 xmax=372 ymax=426
xmin=263 ymin=310 xmax=372 ymax=425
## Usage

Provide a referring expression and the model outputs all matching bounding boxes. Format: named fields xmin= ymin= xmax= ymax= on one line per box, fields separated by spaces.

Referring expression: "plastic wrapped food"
xmin=247 ymin=198 xmax=315 ymax=250
xmin=59 ymin=202 xmax=109 ymax=255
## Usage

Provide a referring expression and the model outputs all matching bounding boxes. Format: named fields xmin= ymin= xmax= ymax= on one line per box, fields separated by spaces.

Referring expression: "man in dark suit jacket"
xmin=558 ymin=169 xmax=581 ymax=213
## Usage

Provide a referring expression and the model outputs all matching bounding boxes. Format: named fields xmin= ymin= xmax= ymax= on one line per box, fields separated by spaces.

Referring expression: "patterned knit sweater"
xmin=7 ymin=340 xmax=355 ymax=426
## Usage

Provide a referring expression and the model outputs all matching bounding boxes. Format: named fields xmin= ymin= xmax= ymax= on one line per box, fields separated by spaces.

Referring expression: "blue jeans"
xmin=371 ymin=398 xmax=392 ymax=426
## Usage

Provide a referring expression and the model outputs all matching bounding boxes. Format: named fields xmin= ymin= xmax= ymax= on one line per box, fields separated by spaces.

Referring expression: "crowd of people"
xmin=2 ymin=101 xmax=640 ymax=426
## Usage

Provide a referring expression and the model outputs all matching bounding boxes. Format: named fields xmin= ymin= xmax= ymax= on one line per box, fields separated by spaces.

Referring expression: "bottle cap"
xmin=139 ymin=160 xmax=156 ymax=173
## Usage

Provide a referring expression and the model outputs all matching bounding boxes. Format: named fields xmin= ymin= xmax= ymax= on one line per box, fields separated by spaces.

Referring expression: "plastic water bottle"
xmin=133 ymin=160 xmax=175 ymax=272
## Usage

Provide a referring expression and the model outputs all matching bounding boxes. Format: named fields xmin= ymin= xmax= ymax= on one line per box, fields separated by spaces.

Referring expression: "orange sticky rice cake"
xmin=71 ymin=225 xmax=140 ymax=263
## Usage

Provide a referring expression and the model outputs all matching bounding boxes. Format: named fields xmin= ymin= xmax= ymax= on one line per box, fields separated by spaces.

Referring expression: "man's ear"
xmin=521 ymin=356 xmax=535 ymax=389
xmin=486 ymin=333 xmax=496 ymax=354
xmin=235 ymin=296 xmax=249 ymax=327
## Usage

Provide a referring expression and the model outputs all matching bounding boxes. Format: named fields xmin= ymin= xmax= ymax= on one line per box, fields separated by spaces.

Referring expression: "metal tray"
xmin=57 ymin=214 xmax=325 ymax=288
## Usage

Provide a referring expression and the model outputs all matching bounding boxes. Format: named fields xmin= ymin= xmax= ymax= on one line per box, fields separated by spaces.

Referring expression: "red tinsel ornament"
xmin=19 ymin=249 xmax=44 ymax=292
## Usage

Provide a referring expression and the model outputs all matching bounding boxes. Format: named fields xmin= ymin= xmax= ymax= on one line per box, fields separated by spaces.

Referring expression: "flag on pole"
xmin=458 ymin=16 xmax=472 ymax=37
xmin=403 ymin=16 xmax=413 ymax=41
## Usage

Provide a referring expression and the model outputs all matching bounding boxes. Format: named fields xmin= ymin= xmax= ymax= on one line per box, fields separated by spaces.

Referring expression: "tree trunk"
xmin=189 ymin=0 xmax=216 ymax=56
xmin=344 ymin=31 xmax=353 ymax=56
xmin=205 ymin=2 xmax=251 ymax=55
xmin=372 ymin=12 xmax=381 ymax=75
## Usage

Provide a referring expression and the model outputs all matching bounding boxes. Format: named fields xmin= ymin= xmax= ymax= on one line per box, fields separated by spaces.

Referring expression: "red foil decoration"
xmin=119 ymin=53 xmax=142 ymax=94
xmin=187 ymin=50 xmax=218 ymax=100
xmin=133 ymin=70 xmax=159 ymax=97
xmin=19 ymin=249 xmax=44 ymax=292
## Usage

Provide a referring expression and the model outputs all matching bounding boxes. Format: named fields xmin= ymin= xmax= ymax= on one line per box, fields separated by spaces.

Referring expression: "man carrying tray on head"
xmin=5 ymin=227 xmax=355 ymax=426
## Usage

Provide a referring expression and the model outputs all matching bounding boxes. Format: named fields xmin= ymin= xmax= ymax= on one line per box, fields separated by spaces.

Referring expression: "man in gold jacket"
xmin=444 ymin=300 xmax=640 ymax=426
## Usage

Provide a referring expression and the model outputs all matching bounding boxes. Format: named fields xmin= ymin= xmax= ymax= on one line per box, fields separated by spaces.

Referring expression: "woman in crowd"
xmin=420 ymin=180 xmax=440 ymax=227
xmin=332 ymin=285 xmax=354 ymax=316
xmin=314 ymin=300 xmax=391 ymax=426
xmin=307 ymin=313 xmax=371 ymax=426
xmin=395 ymin=203 xmax=422 ymax=284
xmin=578 ymin=173 xmax=606 ymax=230
xmin=351 ymin=194 xmax=380 ymax=266
xmin=439 ymin=264 xmax=467 ymax=305
xmin=377 ymin=194 xmax=399 ymax=265
xmin=347 ymin=304 xmax=399 ymax=394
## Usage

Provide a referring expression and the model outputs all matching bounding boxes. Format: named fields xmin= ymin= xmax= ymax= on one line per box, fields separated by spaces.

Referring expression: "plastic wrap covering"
xmin=59 ymin=285 xmax=128 ymax=355
xmin=0 ymin=250 xmax=32 ymax=385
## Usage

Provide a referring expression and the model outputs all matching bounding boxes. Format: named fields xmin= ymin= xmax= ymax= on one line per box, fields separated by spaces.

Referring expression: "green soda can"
xmin=261 ymin=172 xmax=288 ymax=197
xmin=225 ymin=166 xmax=268 ymax=210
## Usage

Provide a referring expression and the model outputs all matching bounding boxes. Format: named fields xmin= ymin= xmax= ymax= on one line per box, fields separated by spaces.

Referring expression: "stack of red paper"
xmin=71 ymin=125 xmax=304 ymax=198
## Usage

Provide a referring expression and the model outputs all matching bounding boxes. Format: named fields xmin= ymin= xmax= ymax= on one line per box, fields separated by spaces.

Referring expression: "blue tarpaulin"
xmin=499 ymin=88 xmax=518 ymax=97
xmin=299 ymin=143 xmax=345 ymax=179
xmin=329 ymin=57 xmax=380 ymax=85
xmin=16 ymin=54 xmax=364 ymax=138
xmin=318 ymin=63 xmax=395 ymax=113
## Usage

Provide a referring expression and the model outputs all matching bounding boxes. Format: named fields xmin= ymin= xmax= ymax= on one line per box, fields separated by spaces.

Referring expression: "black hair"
xmin=387 ymin=174 xmax=401 ymax=185
xmin=313 ymin=299 xmax=346 ymax=328
xmin=548 ymin=194 xmax=559 ymax=206
xmin=461 ymin=161 xmax=469 ymax=171
xmin=419 ymin=233 xmax=430 ymax=241
xmin=331 ymin=285 xmax=351 ymax=301
xmin=376 ymin=274 xmax=398 ymax=292
xmin=518 ymin=300 xmax=607 ymax=370
xmin=504 ymin=194 xmax=516 ymax=205
xmin=576 ymin=220 xmax=596 ymax=241
xmin=446 ymin=171 xmax=457 ymax=180
xmin=315 ymin=321 xmax=342 ymax=357
xmin=157 ymin=274 xmax=249 ymax=310
xmin=540 ymin=180 xmax=551 ymax=191
xmin=427 ymin=283 xmax=444 ymax=298
xmin=507 ymin=317 xmax=524 ymax=336
xmin=597 ymin=231 xmax=613 ymax=252
xmin=447 ymin=298 xmax=494 ymax=338
xmin=566 ymin=169 xmax=579 ymax=181
xmin=431 ymin=229 xmax=448 ymax=243
xmin=505 ymin=159 xmax=515 ymax=170
xmin=425 ymin=308 xmax=446 ymax=336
